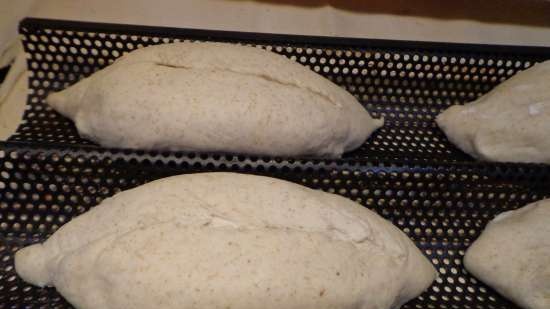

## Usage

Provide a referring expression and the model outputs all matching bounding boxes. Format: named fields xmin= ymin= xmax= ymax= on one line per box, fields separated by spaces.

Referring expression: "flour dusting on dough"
xmin=528 ymin=102 xmax=545 ymax=116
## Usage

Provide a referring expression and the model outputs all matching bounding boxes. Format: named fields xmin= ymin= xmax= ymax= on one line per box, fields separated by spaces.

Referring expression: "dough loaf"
xmin=436 ymin=60 xmax=550 ymax=163
xmin=47 ymin=42 xmax=382 ymax=158
xmin=464 ymin=199 xmax=550 ymax=309
xmin=16 ymin=172 xmax=435 ymax=309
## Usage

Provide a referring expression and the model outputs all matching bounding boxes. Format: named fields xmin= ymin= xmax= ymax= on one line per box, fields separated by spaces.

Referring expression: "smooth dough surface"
xmin=16 ymin=172 xmax=435 ymax=309
xmin=436 ymin=60 xmax=550 ymax=163
xmin=464 ymin=199 xmax=550 ymax=309
xmin=46 ymin=42 xmax=382 ymax=158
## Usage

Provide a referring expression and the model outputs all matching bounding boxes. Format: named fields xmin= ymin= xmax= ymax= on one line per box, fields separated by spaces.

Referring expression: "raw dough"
xmin=46 ymin=42 xmax=382 ymax=158
xmin=16 ymin=172 xmax=435 ymax=309
xmin=436 ymin=60 xmax=550 ymax=163
xmin=464 ymin=199 xmax=550 ymax=309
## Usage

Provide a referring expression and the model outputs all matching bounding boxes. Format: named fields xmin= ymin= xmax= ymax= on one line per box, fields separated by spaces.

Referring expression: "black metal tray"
xmin=11 ymin=18 xmax=550 ymax=163
xmin=2 ymin=18 xmax=550 ymax=309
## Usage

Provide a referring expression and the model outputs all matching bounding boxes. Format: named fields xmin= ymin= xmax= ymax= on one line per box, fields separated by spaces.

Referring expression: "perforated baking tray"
xmin=12 ymin=18 xmax=550 ymax=163
xmin=1 ymin=18 xmax=550 ymax=309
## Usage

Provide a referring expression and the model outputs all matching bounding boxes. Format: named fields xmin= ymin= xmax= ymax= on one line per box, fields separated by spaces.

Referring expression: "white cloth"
xmin=0 ymin=0 xmax=34 ymax=68
xmin=25 ymin=0 xmax=550 ymax=46
xmin=0 ymin=42 xmax=26 ymax=140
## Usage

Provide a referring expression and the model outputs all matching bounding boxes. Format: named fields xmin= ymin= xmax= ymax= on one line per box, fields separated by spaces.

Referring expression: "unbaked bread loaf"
xmin=464 ymin=199 xmax=550 ymax=309
xmin=436 ymin=60 xmax=550 ymax=163
xmin=16 ymin=172 xmax=435 ymax=309
xmin=46 ymin=42 xmax=382 ymax=158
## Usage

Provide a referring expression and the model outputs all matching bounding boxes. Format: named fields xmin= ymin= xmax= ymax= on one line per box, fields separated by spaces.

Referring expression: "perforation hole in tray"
xmin=13 ymin=22 xmax=550 ymax=163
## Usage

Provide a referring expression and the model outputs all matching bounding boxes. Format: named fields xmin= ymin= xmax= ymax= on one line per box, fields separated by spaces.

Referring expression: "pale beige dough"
xmin=437 ymin=60 xmax=550 ymax=163
xmin=464 ymin=199 xmax=550 ymax=309
xmin=47 ymin=42 xmax=382 ymax=158
xmin=16 ymin=172 xmax=435 ymax=309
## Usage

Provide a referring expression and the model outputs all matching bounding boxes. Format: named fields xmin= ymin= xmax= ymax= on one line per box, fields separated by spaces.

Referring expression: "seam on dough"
xmin=168 ymin=186 xmax=403 ymax=258
xmin=174 ymin=185 xmax=375 ymax=245
xmin=152 ymin=61 xmax=344 ymax=108
xmin=181 ymin=185 xmax=412 ymax=259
